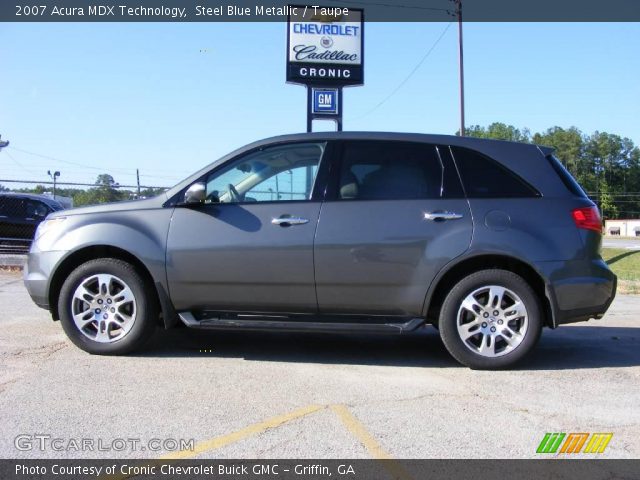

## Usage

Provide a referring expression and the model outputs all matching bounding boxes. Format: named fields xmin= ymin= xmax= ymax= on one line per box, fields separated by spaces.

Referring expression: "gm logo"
xmin=312 ymin=88 xmax=338 ymax=115
xmin=536 ymin=432 xmax=613 ymax=454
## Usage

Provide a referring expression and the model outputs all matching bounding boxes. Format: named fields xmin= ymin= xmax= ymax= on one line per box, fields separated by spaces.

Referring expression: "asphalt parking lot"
xmin=1 ymin=270 xmax=639 ymax=460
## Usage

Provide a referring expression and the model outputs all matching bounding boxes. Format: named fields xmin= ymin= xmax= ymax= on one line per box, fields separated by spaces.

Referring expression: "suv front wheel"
xmin=439 ymin=269 xmax=542 ymax=369
xmin=58 ymin=258 xmax=157 ymax=355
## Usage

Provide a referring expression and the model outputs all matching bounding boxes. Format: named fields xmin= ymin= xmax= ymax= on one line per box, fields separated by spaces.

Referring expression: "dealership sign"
xmin=287 ymin=6 xmax=364 ymax=86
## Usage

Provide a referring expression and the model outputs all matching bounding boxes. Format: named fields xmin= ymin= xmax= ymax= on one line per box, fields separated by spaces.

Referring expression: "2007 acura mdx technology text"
xmin=24 ymin=132 xmax=617 ymax=369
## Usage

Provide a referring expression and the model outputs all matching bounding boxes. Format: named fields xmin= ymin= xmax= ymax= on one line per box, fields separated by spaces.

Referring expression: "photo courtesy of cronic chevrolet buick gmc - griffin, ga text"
xmin=24 ymin=132 xmax=616 ymax=369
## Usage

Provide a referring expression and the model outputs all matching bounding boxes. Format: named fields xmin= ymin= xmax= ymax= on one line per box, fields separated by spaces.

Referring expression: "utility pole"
xmin=453 ymin=0 xmax=465 ymax=136
xmin=136 ymin=169 xmax=141 ymax=198
xmin=47 ymin=170 xmax=60 ymax=198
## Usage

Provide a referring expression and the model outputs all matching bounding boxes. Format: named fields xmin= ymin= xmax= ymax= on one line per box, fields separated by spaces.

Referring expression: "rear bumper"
xmin=542 ymin=258 xmax=617 ymax=326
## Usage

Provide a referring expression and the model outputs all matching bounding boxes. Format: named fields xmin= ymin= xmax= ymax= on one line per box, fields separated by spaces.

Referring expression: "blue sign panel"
xmin=312 ymin=88 xmax=339 ymax=115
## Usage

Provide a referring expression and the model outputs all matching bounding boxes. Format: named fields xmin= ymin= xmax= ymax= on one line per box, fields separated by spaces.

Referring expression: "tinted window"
xmin=25 ymin=200 xmax=49 ymax=219
xmin=0 ymin=197 xmax=25 ymax=218
xmin=451 ymin=147 xmax=539 ymax=198
xmin=337 ymin=141 xmax=463 ymax=200
xmin=205 ymin=143 xmax=325 ymax=203
xmin=546 ymin=154 xmax=587 ymax=198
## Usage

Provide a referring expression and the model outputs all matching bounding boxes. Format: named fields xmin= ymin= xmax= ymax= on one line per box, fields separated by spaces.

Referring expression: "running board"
xmin=178 ymin=312 xmax=425 ymax=334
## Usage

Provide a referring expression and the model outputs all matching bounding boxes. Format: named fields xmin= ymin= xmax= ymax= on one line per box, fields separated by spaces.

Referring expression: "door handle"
xmin=424 ymin=211 xmax=463 ymax=221
xmin=271 ymin=216 xmax=310 ymax=226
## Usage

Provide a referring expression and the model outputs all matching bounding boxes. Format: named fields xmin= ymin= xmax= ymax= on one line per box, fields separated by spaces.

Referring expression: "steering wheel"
xmin=227 ymin=184 xmax=243 ymax=203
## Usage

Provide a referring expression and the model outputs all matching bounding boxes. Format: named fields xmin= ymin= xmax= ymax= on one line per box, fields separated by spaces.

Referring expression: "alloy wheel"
xmin=71 ymin=274 xmax=137 ymax=343
xmin=456 ymin=285 xmax=529 ymax=357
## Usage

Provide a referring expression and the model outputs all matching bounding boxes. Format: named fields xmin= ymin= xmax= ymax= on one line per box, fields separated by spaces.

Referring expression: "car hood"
xmin=49 ymin=194 xmax=168 ymax=218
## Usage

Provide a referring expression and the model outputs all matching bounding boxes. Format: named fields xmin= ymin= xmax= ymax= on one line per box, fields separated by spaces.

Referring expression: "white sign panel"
xmin=287 ymin=6 xmax=364 ymax=85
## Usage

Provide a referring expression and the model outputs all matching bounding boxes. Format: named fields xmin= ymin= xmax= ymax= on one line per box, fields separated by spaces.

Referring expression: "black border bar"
xmin=3 ymin=459 xmax=640 ymax=480
xmin=2 ymin=0 xmax=640 ymax=22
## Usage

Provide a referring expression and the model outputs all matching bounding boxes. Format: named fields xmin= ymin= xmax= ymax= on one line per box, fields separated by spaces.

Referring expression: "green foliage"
xmin=598 ymin=180 xmax=619 ymax=219
xmin=72 ymin=174 xmax=129 ymax=206
xmin=601 ymin=248 xmax=640 ymax=293
xmin=463 ymin=123 xmax=531 ymax=143
xmin=139 ymin=187 xmax=165 ymax=198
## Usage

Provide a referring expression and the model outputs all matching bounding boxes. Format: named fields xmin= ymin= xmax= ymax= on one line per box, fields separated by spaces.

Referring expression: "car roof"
xmin=0 ymin=192 xmax=64 ymax=208
xmin=244 ymin=131 xmax=553 ymax=155
xmin=253 ymin=131 xmax=552 ymax=151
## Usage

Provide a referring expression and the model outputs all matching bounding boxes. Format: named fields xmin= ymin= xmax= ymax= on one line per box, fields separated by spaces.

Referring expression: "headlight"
xmin=34 ymin=217 xmax=67 ymax=241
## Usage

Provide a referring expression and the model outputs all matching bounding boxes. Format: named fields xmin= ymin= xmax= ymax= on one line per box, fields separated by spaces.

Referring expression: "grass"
xmin=601 ymin=248 xmax=640 ymax=294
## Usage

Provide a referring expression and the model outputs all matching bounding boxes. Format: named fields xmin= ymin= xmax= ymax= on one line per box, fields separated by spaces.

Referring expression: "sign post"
xmin=286 ymin=5 xmax=364 ymax=132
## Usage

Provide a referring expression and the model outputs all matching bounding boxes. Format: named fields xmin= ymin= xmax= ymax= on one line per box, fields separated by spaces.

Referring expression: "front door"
xmin=166 ymin=141 xmax=328 ymax=313
xmin=314 ymin=140 xmax=473 ymax=317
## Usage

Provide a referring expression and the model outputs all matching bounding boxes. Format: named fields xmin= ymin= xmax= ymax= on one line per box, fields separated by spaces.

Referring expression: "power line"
xmin=7 ymin=146 xmax=137 ymax=174
xmin=3 ymin=150 xmax=39 ymax=176
xmin=0 ymin=178 xmax=169 ymax=190
xmin=6 ymin=146 xmax=191 ymax=182
xmin=324 ymin=0 xmax=451 ymax=12
xmin=350 ymin=22 xmax=453 ymax=121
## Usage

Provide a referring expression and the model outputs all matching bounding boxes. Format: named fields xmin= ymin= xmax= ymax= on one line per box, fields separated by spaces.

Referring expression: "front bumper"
xmin=23 ymin=250 xmax=67 ymax=311
xmin=541 ymin=258 xmax=617 ymax=326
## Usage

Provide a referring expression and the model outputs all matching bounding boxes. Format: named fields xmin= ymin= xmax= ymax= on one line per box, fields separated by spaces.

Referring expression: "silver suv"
xmin=24 ymin=133 xmax=616 ymax=369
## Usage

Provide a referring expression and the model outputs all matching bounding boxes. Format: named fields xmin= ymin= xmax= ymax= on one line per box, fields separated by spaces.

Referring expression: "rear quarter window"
xmin=450 ymin=146 xmax=540 ymax=198
xmin=546 ymin=154 xmax=588 ymax=198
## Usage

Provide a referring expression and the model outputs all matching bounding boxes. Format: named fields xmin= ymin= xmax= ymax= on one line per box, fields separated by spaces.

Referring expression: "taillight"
xmin=572 ymin=206 xmax=602 ymax=233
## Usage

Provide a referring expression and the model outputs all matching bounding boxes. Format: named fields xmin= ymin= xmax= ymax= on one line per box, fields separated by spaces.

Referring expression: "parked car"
xmin=0 ymin=193 xmax=64 ymax=253
xmin=24 ymin=133 xmax=616 ymax=369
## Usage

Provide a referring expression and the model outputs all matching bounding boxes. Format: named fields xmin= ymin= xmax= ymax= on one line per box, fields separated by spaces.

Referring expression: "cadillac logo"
xmin=320 ymin=36 xmax=333 ymax=48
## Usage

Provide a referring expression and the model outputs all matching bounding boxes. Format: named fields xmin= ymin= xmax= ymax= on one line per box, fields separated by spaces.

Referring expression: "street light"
xmin=47 ymin=170 xmax=60 ymax=198
xmin=451 ymin=0 xmax=465 ymax=136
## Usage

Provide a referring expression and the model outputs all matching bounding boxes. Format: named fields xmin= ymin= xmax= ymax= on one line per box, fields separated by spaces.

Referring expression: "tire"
xmin=438 ymin=269 xmax=542 ymax=370
xmin=58 ymin=258 xmax=157 ymax=355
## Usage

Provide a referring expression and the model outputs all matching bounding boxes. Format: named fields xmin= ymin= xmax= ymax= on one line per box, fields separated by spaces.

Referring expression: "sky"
xmin=1 ymin=21 xmax=639 ymax=189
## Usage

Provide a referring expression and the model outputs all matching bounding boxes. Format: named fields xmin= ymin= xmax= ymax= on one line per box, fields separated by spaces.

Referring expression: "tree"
xmin=463 ymin=122 xmax=531 ymax=143
xmin=461 ymin=124 xmax=640 ymax=220
xmin=533 ymin=127 xmax=586 ymax=186
xmin=139 ymin=187 xmax=165 ymax=198
xmin=598 ymin=180 xmax=619 ymax=220
xmin=96 ymin=174 xmax=117 ymax=189
xmin=73 ymin=174 xmax=125 ymax=206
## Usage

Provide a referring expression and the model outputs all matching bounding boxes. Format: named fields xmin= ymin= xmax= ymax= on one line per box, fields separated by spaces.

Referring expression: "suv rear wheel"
xmin=58 ymin=258 xmax=157 ymax=355
xmin=439 ymin=269 xmax=542 ymax=369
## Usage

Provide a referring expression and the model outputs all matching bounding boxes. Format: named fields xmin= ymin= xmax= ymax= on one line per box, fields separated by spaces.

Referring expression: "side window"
xmin=337 ymin=141 xmax=462 ymax=200
xmin=25 ymin=200 xmax=49 ymax=219
xmin=0 ymin=198 xmax=25 ymax=218
xmin=451 ymin=146 xmax=540 ymax=198
xmin=205 ymin=143 xmax=325 ymax=203
xmin=546 ymin=154 xmax=587 ymax=198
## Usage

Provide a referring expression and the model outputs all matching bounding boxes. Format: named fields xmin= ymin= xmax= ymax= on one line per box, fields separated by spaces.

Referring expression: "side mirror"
xmin=183 ymin=182 xmax=206 ymax=204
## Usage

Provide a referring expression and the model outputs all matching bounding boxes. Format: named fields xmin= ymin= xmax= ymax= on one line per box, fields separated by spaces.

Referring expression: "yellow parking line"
xmin=102 ymin=403 xmax=411 ymax=480
xmin=98 ymin=404 xmax=324 ymax=480
xmin=330 ymin=404 xmax=392 ymax=459
xmin=330 ymin=404 xmax=414 ymax=480
xmin=161 ymin=404 xmax=324 ymax=460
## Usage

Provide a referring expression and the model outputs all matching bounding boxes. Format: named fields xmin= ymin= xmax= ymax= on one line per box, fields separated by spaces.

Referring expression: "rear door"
xmin=314 ymin=140 xmax=473 ymax=317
